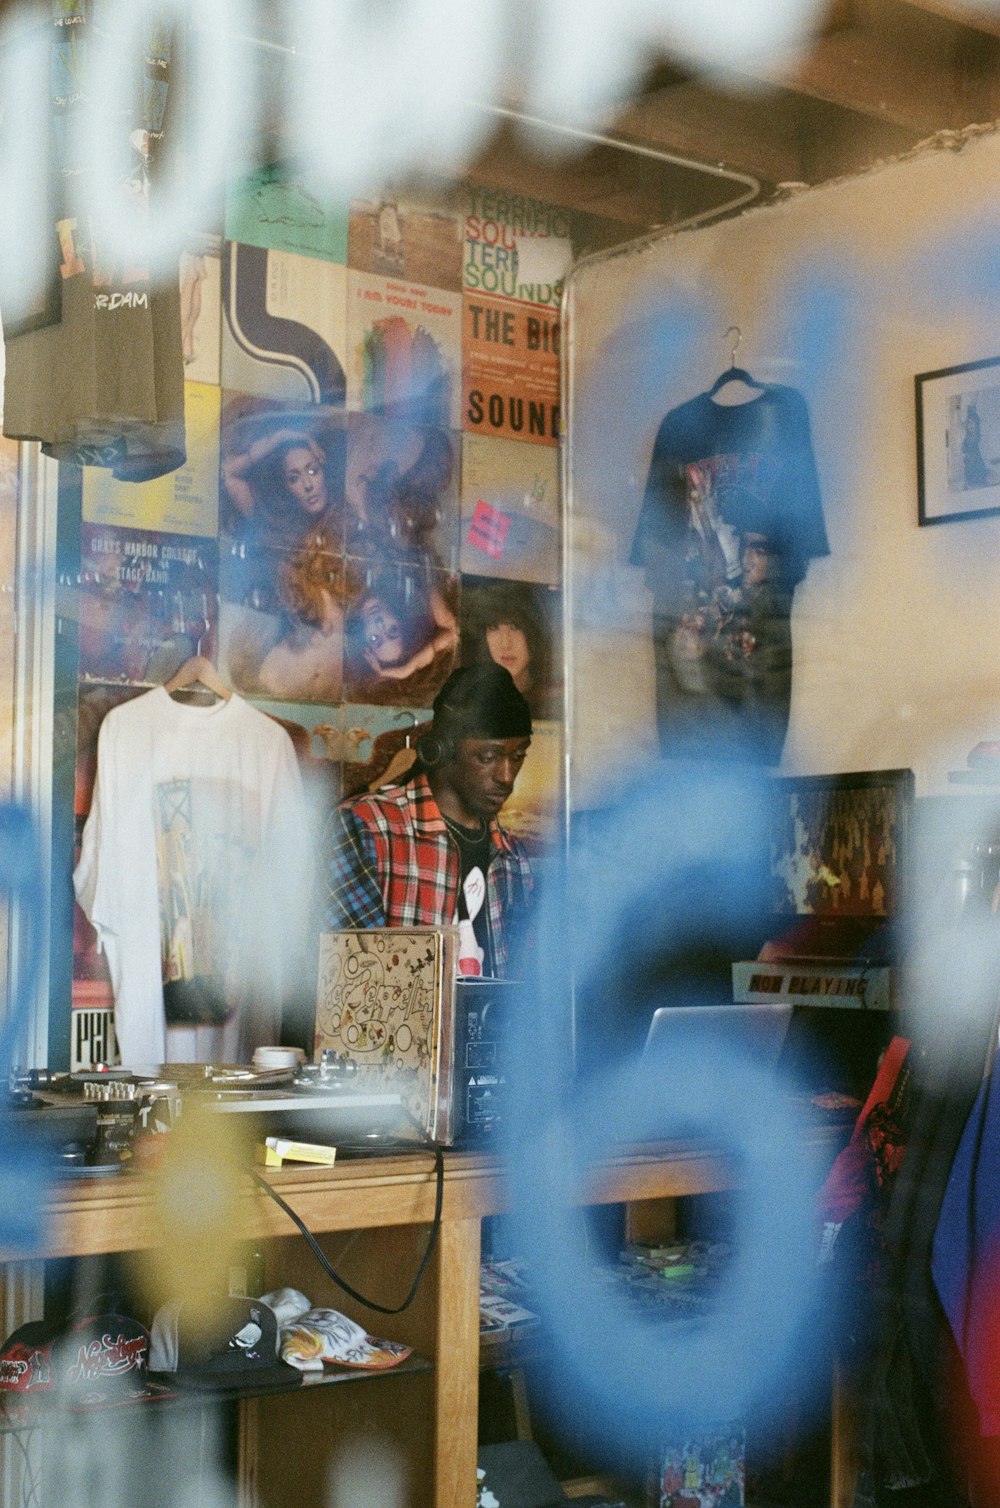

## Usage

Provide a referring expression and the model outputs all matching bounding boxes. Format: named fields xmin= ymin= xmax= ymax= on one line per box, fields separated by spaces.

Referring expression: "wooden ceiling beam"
xmin=892 ymin=0 xmax=1000 ymax=38
xmin=612 ymin=82 xmax=809 ymax=186
xmin=744 ymin=6 xmax=1000 ymax=135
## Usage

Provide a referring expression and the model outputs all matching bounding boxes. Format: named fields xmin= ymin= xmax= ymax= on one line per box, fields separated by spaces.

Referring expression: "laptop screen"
xmin=643 ymin=1002 xmax=794 ymax=1072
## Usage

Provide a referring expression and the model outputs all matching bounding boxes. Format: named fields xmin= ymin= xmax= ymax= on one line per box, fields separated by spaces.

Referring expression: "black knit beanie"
xmin=431 ymin=664 xmax=532 ymax=742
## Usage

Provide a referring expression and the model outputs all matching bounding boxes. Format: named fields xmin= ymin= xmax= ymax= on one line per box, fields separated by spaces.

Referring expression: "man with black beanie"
xmin=326 ymin=664 xmax=533 ymax=977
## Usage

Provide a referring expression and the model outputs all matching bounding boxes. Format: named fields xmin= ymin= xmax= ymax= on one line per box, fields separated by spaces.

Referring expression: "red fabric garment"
xmin=820 ymin=1035 xmax=912 ymax=1229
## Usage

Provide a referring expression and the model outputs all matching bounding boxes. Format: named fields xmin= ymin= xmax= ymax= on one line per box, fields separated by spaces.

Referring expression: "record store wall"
xmin=564 ymin=126 xmax=1000 ymax=809
xmin=55 ymin=171 xmax=612 ymax=1071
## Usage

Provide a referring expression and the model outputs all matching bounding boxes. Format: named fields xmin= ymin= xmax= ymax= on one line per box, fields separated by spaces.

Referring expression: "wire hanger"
xmin=708 ymin=325 xmax=764 ymax=398
xmin=394 ymin=709 xmax=420 ymax=749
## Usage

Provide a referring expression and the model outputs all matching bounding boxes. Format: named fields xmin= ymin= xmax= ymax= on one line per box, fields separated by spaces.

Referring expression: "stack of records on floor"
xmin=479 ymin=1258 xmax=539 ymax=1342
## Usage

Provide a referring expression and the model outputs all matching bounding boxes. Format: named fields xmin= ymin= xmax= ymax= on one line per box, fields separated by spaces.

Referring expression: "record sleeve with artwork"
xmin=761 ymin=767 xmax=913 ymax=964
xmin=315 ymin=927 xmax=458 ymax=1142
xmin=769 ymin=769 xmax=914 ymax=919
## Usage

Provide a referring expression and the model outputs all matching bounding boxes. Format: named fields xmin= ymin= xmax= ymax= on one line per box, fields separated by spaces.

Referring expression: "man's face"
xmin=440 ymin=736 xmax=531 ymax=821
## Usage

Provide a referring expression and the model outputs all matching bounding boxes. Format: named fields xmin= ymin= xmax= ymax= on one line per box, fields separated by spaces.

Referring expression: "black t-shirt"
xmin=445 ymin=817 xmax=495 ymax=975
xmin=630 ymin=385 xmax=829 ymax=765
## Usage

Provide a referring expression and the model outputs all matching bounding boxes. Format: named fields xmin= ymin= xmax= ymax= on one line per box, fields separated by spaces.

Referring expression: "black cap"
xmin=431 ymin=664 xmax=531 ymax=742
xmin=148 ymin=1296 xmax=301 ymax=1393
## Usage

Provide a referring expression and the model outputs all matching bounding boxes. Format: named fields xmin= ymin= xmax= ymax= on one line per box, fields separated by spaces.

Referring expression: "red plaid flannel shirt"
xmin=327 ymin=773 xmax=533 ymax=977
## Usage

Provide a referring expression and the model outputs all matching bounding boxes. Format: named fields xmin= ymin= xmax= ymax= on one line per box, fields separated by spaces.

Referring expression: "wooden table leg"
xmin=433 ymin=1215 xmax=481 ymax=1508
xmin=238 ymin=1396 xmax=259 ymax=1508
xmin=830 ymin=1356 xmax=859 ymax=1508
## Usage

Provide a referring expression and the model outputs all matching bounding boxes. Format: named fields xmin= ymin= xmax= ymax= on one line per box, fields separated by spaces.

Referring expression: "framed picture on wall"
xmin=916 ymin=356 xmax=1000 ymax=525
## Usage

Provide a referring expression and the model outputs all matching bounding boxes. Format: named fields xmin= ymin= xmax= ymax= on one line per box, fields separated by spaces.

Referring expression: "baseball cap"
xmin=148 ymin=1295 xmax=302 ymax=1392
xmin=0 ymin=1320 xmax=54 ymax=1397
xmin=0 ymin=1313 xmax=173 ymax=1410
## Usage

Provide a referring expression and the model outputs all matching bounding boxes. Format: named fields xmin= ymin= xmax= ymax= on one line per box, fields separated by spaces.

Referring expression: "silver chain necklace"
xmin=440 ymin=811 xmax=488 ymax=841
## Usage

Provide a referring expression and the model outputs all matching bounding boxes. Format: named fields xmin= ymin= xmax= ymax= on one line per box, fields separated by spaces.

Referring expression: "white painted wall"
xmin=565 ymin=126 xmax=1000 ymax=805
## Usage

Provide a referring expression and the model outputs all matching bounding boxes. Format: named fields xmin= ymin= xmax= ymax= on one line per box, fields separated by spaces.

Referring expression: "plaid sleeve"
xmin=325 ymin=805 xmax=386 ymax=929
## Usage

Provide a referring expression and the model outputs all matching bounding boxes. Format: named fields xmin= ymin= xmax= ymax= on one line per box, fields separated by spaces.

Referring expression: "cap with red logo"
xmin=0 ymin=1320 xmax=55 ymax=1396
xmin=0 ymin=1314 xmax=172 ymax=1410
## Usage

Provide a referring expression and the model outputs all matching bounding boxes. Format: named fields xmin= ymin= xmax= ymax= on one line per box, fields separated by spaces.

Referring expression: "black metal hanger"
xmin=708 ymin=326 xmax=765 ymax=397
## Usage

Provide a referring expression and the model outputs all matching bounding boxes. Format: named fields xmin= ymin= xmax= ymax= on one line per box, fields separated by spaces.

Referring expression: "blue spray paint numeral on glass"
xmin=505 ymin=765 xmax=830 ymax=1460
xmin=0 ymin=802 xmax=50 ymax=1253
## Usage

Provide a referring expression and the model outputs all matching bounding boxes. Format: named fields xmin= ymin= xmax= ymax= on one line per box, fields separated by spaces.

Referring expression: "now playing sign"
xmin=731 ymin=960 xmax=892 ymax=1011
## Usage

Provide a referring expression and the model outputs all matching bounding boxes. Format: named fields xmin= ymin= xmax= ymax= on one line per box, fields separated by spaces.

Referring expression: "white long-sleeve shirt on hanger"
xmin=74 ymin=687 xmax=311 ymax=1069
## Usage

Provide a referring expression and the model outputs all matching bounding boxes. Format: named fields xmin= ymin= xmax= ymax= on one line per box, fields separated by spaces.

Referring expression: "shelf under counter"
xmin=1 ymin=1132 xmax=849 ymax=1507
xmin=0 ymin=1350 xmax=434 ymax=1435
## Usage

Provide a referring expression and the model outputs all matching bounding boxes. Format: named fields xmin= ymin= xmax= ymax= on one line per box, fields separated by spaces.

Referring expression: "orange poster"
xmin=462 ymin=295 xmax=560 ymax=448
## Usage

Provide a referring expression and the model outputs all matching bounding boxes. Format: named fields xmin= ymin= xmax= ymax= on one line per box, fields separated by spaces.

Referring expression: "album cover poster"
xmin=463 ymin=187 xmax=573 ymax=311
xmin=314 ymin=926 xmax=458 ymax=1138
xmin=240 ymin=695 xmax=345 ymax=764
xmin=221 ymin=240 xmax=349 ymax=406
xmin=78 ymin=525 xmax=219 ymax=687
xmin=462 ymin=294 xmax=560 ymax=448
xmin=342 ymin=557 xmax=460 ymax=709
xmin=349 ymin=189 xmax=463 ymax=289
xmin=494 ymin=718 xmax=562 ymax=855
xmin=71 ymin=685 xmax=140 ymax=1050
xmin=243 ymin=695 xmax=344 ymax=809
xmin=82 ymin=382 xmax=221 ymax=537
xmin=653 ymin=1430 xmax=746 ymax=1508
xmin=217 ymin=397 xmax=349 ymax=703
xmin=217 ymin=585 xmax=347 ymax=707
xmin=459 ymin=578 xmax=562 ymax=723
xmin=770 ymin=770 xmax=912 ymax=919
xmin=72 ymin=877 xmax=114 ymax=1019
xmin=338 ymin=700 xmax=433 ymax=800
xmin=460 ymin=433 xmax=560 ymax=583
xmin=346 ymin=270 xmax=462 ymax=430
xmin=179 ymin=234 xmax=222 ymax=384
xmin=225 ymin=164 xmax=349 ymax=264
xmin=345 ymin=410 xmax=460 ymax=571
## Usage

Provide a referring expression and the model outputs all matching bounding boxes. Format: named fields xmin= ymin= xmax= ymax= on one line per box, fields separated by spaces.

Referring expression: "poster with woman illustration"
xmin=342 ymin=557 xmax=459 ymax=708
xmin=217 ymin=398 xmax=351 ymax=701
xmin=345 ymin=412 xmax=460 ymax=571
xmin=216 ymin=396 xmax=463 ymax=704
xmin=459 ymin=578 xmax=562 ymax=722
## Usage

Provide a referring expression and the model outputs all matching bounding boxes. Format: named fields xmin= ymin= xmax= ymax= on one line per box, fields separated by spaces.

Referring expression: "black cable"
xmin=249 ymin=1141 xmax=445 ymax=1316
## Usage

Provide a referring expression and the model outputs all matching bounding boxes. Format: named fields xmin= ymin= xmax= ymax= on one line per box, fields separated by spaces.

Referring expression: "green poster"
xmin=225 ymin=166 xmax=349 ymax=264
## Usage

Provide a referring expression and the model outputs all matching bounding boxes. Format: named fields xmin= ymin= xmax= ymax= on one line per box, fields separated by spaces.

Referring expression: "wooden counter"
xmin=13 ymin=1138 xmax=832 ymax=1507
xmin=31 ymin=1139 xmax=737 ymax=1257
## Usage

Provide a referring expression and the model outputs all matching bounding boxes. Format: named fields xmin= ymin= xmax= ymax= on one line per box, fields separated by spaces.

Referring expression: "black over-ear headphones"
xmin=416 ymin=731 xmax=454 ymax=768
